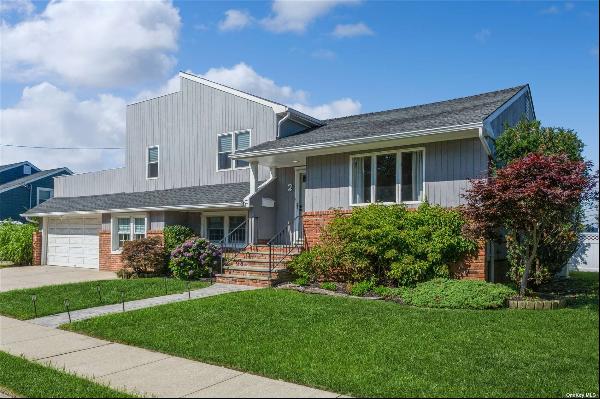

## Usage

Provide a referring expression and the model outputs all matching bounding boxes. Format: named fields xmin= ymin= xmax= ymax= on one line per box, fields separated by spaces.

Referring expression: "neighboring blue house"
xmin=0 ymin=161 xmax=72 ymax=222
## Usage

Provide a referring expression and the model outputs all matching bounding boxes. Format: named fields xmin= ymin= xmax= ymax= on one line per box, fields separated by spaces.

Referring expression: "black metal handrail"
xmin=267 ymin=214 xmax=305 ymax=280
xmin=218 ymin=217 xmax=256 ymax=274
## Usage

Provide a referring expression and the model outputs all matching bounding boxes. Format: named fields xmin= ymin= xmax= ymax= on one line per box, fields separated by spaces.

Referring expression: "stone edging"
xmin=508 ymin=298 xmax=566 ymax=310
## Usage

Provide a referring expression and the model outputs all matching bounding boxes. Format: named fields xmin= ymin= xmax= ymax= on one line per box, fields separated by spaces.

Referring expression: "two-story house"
xmin=0 ymin=161 xmax=71 ymax=222
xmin=24 ymin=72 xmax=534 ymax=284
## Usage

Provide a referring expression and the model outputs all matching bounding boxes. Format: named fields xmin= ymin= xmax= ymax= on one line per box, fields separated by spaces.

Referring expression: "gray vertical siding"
xmin=56 ymin=76 xmax=277 ymax=197
xmin=305 ymin=138 xmax=488 ymax=211
xmin=248 ymin=180 xmax=277 ymax=241
xmin=484 ymin=89 xmax=534 ymax=155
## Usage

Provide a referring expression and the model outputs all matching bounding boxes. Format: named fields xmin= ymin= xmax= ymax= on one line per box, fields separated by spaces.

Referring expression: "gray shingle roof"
xmin=23 ymin=181 xmax=251 ymax=216
xmin=0 ymin=161 xmax=39 ymax=173
xmin=237 ymin=85 xmax=527 ymax=155
xmin=0 ymin=168 xmax=71 ymax=193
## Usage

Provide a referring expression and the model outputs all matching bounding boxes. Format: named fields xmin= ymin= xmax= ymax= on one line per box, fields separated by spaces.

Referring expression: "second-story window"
xmin=218 ymin=130 xmax=250 ymax=171
xmin=147 ymin=146 xmax=159 ymax=178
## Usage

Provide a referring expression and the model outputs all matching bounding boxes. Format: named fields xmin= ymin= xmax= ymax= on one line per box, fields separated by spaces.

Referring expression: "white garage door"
xmin=47 ymin=216 xmax=101 ymax=269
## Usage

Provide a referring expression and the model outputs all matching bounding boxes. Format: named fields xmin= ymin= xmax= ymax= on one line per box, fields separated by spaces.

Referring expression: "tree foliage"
xmin=0 ymin=220 xmax=38 ymax=265
xmin=463 ymin=154 xmax=596 ymax=295
xmin=495 ymin=119 xmax=584 ymax=166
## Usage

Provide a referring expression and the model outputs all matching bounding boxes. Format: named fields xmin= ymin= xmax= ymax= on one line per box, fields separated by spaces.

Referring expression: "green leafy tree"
xmin=495 ymin=119 xmax=584 ymax=166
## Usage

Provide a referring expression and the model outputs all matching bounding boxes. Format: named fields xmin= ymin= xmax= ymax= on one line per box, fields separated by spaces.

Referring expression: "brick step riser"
xmin=231 ymin=259 xmax=293 ymax=268
xmin=215 ymin=276 xmax=272 ymax=287
xmin=244 ymin=245 xmax=303 ymax=254
xmin=221 ymin=269 xmax=289 ymax=279
xmin=233 ymin=253 xmax=296 ymax=261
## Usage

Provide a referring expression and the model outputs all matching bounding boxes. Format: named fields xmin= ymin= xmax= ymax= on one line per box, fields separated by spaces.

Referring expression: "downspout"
xmin=276 ymin=112 xmax=291 ymax=139
xmin=478 ymin=126 xmax=492 ymax=157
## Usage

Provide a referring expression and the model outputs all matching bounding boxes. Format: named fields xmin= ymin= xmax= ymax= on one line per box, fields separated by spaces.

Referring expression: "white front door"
xmin=47 ymin=216 xmax=100 ymax=269
xmin=294 ymin=167 xmax=306 ymax=241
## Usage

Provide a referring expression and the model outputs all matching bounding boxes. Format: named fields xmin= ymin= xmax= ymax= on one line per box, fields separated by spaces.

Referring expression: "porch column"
xmin=249 ymin=161 xmax=259 ymax=194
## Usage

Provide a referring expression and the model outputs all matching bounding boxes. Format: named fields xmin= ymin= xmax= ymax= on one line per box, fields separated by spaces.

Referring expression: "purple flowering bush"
xmin=168 ymin=237 xmax=222 ymax=280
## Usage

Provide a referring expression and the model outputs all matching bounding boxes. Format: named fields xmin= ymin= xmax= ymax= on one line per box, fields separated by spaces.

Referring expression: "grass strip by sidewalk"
xmin=0 ymin=278 xmax=209 ymax=319
xmin=0 ymin=351 xmax=135 ymax=398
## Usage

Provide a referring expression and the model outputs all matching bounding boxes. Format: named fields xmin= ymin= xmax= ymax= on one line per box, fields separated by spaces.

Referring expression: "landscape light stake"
xmin=120 ymin=290 xmax=125 ymax=312
xmin=64 ymin=299 xmax=71 ymax=323
xmin=31 ymin=294 xmax=37 ymax=318
xmin=208 ymin=267 xmax=213 ymax=285
xmin=186 ymin=280 xmax=191 ymax=299
xmin=163 ymin=276 xmax=168 ymax=295
xmin=96 ymin=285 xmax=102 ymax=303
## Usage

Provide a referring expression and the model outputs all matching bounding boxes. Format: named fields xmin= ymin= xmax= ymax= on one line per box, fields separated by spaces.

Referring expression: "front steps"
xmin=215 ymin=245 xmax=301 ymax=287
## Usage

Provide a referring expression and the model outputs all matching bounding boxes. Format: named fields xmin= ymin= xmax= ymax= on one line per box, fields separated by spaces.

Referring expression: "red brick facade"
xmin=302 ymin=210 xmax=487 ymax=281
xmin=32 ymin=231 xmax=42 ymax=266
xmin=98 ymin=230 xmax=164 ymax=272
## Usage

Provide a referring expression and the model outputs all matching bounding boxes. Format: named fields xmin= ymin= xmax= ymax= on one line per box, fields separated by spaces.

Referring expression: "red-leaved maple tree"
xmin=463 ymin=153 xmax=597 ymax=295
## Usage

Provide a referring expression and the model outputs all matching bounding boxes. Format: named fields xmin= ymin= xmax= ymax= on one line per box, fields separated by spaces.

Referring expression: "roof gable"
xmin=0 ymin=168 xmax=72 ymax=194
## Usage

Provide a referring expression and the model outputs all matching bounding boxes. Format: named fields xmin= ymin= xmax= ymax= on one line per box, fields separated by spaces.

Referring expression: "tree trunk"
xmin=520 ymin=225 xmax=540 ymax=296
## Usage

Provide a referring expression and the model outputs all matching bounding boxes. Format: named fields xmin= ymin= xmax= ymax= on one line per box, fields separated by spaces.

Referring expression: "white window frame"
xmin=36 ymin=187 xmax=54 ymax=205
xmin=349 ymin=147 xmax=426 ymax=206
xmin=146 ymin=145 xmax=159 ymax=179
xmin=110 ymin=213 xmax=148 ymax=253
xmin=201 ymin=211 xmax=248 ymax=244
xmin=217 ymin=129 xmax=251 ymax=172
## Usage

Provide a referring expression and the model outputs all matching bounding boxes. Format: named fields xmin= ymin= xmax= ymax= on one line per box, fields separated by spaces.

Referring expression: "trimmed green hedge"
xmin=400 ymin=279 xmax=516 ymax=310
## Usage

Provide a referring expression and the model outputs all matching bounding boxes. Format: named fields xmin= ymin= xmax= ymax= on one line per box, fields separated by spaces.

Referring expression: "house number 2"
xmin=288 ymin=184 xmax=293 ymax=192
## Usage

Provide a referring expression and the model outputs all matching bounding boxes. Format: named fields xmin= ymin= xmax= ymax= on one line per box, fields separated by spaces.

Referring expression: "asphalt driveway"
xmin=0 ymin=266 xmax=117 ymax=292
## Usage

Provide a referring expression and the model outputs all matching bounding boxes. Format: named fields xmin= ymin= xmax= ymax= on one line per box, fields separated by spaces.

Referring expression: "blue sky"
xmin=1 ymin=0 xmax=598 ymax=173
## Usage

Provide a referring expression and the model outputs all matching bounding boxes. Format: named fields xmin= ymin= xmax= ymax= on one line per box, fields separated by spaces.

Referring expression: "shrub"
xmin=320 ymin=282 xmax=337 ymax=291
xmin=401 ymin=278 xmax=516 ymax=309
xmin=0 ymin=220 xmax=37 ymax=265
xmin=163 ymin=225 xmax=195 ymax=254
xmin=169 ymin=237 xmax=222 ymax=280
xmin=121 ymin=237 xmax=166 ymax=277
xmin=292 ymin=204 xmax=477 ymax=286
xmin=349 ymin=280 xmax=376 ymax=297
xmin=294 ymin=276 xmax=309 ymax=286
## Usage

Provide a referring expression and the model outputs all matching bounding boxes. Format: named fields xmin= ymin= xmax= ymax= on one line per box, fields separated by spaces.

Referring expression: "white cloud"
xmin=1 ymin=0 xmax=181 ymax=88
xmin=0 ymin=83 xmax=126 ymax=173
xmin=292 ymin=98 xmax=361 ymax=119
xmin=474 ymin=28 xmax=491 ymax=43
xmin=134 ymin=74 xmax=181 ymax=103
xmin=202 ymin=62 xmax=308 ymax=103
xmin=262 ymin=0 xmax=359 ymax=33
xmin=200 ymin=63 xmax=361 ymax=118
xmin=219 ymin=9 xmax=252 ymax=31
xmin=0 ymin=0 xmax=34 ymax=15
xmin=332 ymin=22 xmax=373 ymax=38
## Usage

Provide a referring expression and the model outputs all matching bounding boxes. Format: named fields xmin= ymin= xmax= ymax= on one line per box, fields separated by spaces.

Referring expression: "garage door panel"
xmin=47 ymin=216 xmax=100 ymax=269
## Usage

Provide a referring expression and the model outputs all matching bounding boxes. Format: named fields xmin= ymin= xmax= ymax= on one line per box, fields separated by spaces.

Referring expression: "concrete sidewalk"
xmin=30 ymin=283 xmax=256 ymax=328
xmin=1 ymin=316 xmax=343 ymax=398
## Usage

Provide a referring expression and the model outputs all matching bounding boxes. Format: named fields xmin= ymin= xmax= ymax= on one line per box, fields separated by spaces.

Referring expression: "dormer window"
xmin=23 ymin=164 xmax=31 ymax=175
xmin=147 ymin=146 xmax=159 ymax=179
xmin=217 ymin=130 xmax=250 ymax=171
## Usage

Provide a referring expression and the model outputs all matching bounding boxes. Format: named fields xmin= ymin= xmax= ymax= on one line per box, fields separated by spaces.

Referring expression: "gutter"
xmin=21 ymin=202 xmax=246 ymax=218
xmin=232 ymin=122 xmax=483 ymax=159
xmin=276 ymin=112 xmax=291 ymax=139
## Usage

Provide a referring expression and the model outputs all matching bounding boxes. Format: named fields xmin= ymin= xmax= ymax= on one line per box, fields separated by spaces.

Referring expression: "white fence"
xmin=567 ymin=233 xmax=599 ymax=273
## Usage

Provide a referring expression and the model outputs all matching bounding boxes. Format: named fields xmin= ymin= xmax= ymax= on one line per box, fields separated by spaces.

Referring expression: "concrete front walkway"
xmin=0 ymin=266 xmax=117 ymax=292
xmin=0 ymin=316 xmax=342 ymax=398
xmin=30 ymin=283 xmax=256 ymax=328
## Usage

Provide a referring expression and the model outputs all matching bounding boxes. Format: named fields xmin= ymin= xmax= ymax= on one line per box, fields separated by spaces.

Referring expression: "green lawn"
xmin=0 ymin=278 xmax=209 ymax=319
xmin=64 ymin=273 xmax=599 ymax=398
xmin=0 ymin=351 xmax=134 ymax=398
